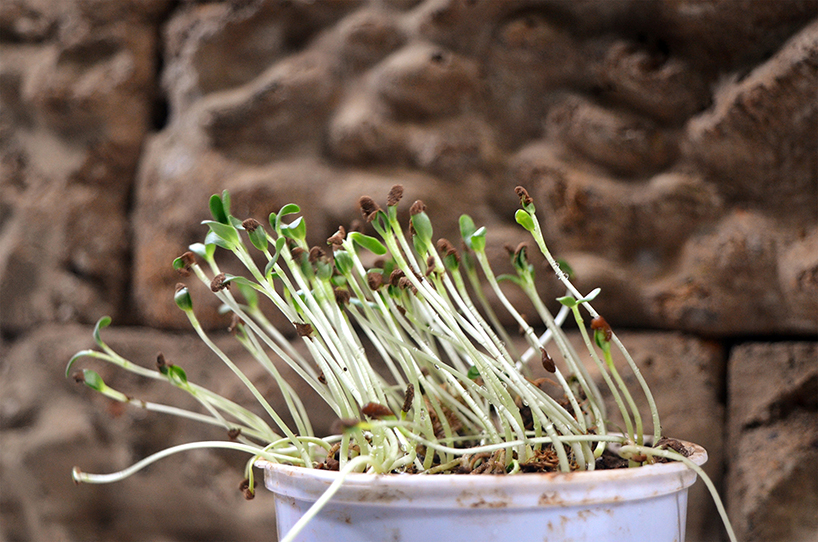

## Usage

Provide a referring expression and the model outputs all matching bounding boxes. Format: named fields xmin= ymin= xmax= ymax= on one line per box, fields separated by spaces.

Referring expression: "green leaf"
xmin=511 ymin=246 xmax=532 ymax=277
xmin=349 ymin=232 xmax=387 ymax=255
xmin=594 ymin=329 xmax=611 ymax=350
xmin=381 ymin=258 xmax=395 ymax=278
xmin=496 ymin=273 xmax=523 ymax=286
xmin=459 ymin=215 xmax=476 ymax=245
xmin=280 ymin=216 xmax=306 ymax=241
xmin=204 ymin=230 xmax=231 ymax=250
xmin=334 ymin=250 xmax=353 ymax=275
xmin=166 ymin=364 xmax=188 ymax=386
xmin=93 ymin=316 xmax=112 ymax=347
xmin=221 ymin=190 xmax=232 ymax=218
xmin=557 ymin=295 xmax=578 ymax=308
xmin=466 ymin=366 xmax=481 ymax=380
xmin=81 ymin=369 xmax=105 ymax=392
xmin=410 ymin=211 xmax=433 ymax=245
xmin=247 ymin=224 xmax=268 ymax=252
xmin=174 ymin=286 xmax=193 ymax=311
xmin=273 ymin=203 xmax=301 ymax=231
xmin=349 ymin=297 xmax=378 ymax=310
xmin=234 ymin=281 xmax=259 ymax=310
xmin=442 ymin=251 xmax=459 ymax=272
xmin=582 ymin=287 xmax=601 ymax=302
xmin=274 ymin=236 xmax=286 ymax=253
xmin=263 ymin=239 xmax=286 ymax=279
xmin=209 ymin=194 xmax=229 ymax=224
xmin=65 ymin=350 xmax=93 ymax=378
xmin=515 ymin=209 xmax=536 ymax=232
xmin=559 ymin=288 xmax=601 ymax=308
xmin=189 ymin=243 xmax=216 ymax=261
xmin=229 ymin=215 xmax=243 ymax=229
xmin=316 ymin=259 xmax=333 ymax=280
xmin=412 ymin=235 xmax=429 ymax=258
xmin=172 ymin=256 xmax=186 ymax=271
xmin=469 ymin=226 xmax=486 ymax=252
xmin=222 ymin=274 xmax=257 ymax=289
xmin=203 ymin=220 xmax=240 ymax=248
xmin=263 ymin=260 xmax=277 ymax=279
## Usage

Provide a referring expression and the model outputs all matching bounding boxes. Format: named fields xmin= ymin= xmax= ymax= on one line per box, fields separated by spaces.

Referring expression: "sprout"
xmin=68 ymin=186 xmax=736 ymax=542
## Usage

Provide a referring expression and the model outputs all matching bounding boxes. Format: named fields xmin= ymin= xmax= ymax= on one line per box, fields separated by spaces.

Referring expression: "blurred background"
xmin=0 ymin=1 xmax=816 ymax=541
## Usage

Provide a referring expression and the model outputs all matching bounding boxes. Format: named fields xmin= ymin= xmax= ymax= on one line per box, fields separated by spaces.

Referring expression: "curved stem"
xmin=73 ymin=441 xmax=305 ymax=485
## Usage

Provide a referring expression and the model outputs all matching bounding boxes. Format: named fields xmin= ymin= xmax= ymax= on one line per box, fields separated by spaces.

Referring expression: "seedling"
xmin=68 ymin=185 xmax=735 ymax=542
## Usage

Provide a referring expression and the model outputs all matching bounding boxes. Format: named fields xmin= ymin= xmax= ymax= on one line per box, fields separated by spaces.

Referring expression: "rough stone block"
xmin=685 ymin=19 xmax=818 ymax=217
xmin=727 ymin=342 xmax=818 ymax=542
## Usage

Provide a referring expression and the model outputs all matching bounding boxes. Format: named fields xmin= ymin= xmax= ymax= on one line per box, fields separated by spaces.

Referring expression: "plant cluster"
xmin=67 ymin=185 xmax=734 ymax=542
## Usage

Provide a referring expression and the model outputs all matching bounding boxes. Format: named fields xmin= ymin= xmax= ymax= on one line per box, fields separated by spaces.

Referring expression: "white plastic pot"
xmin=258 ymin=440 xmax=707 ymax=542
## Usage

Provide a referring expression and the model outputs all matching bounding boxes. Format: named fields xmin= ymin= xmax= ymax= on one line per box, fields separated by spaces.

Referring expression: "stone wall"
xmin=1 ymin=1 xmax=816 ymax=541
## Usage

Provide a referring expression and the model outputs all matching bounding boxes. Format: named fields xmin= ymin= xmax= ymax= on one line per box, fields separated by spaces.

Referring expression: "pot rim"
xmin=257 ymin=439 xmax=707 ymax=508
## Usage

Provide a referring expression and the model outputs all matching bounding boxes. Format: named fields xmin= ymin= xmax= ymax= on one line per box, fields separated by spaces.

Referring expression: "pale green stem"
xmin=184 ymin=310 xmax=312 ymax=466
xmin=73 ymin=441 xmax=305 ymax=485
xmin=527 ymin=215 xmax=662 ymax=443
